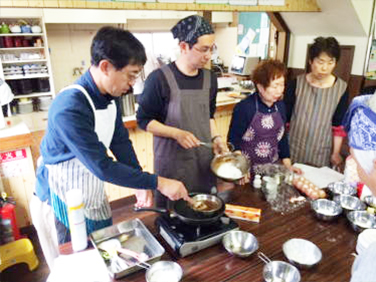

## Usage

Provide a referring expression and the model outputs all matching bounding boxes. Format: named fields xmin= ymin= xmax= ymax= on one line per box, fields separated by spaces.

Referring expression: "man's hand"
xmin=135 ymin=190 xmax=153 ymax=208
xmin=212 ymin=136 xmax=228 ymax=155
xmin=157 ymin=176 xmax=190 ymax=201
xmin=174 ymin=129 xmax=200 ymax=149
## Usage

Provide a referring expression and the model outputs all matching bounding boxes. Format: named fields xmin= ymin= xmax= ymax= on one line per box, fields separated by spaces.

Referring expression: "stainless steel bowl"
xmin=364 ymin=195 xmax=376 ymax=208
xmin=263 ymin=261 xmax=301 ymax=282
xmin=211 ymin=152 xmax=250 ymax=182
xmin=222 ymin=230 xmax=259 ymax=258
xmin=333 ymin=195 xmax=366 ymax=213
xmin=347 ymin=210 xmax=376 ymax=232
xmin=145 ymin=261 xmax=183 ymax=282
xmin=328 ymin=182 xmax=357 ymax=197
xmin=311 ymin=199 xmax=343 ymax=221
xmin=282 ymin=238 xmax=322 ymax=269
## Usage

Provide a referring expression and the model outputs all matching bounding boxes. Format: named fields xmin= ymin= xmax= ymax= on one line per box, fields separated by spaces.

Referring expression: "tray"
xmin=90 ymin=218 xmax=165 ymax=279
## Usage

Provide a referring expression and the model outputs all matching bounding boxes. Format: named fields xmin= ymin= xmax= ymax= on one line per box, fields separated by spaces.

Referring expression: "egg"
xmin=318 ymin=190 xmax=326 ymax=198
xmin=310 ymin=191 xmax=319 ymax=199
xmin=296 ymin=181 xmax=303 ymax=189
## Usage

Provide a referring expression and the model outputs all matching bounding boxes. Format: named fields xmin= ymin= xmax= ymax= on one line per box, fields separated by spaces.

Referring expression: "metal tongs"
xmin=98 ymin=239 xmax=150 ymax=271
xmin=199 ymin=141 xmax=213 ymax=148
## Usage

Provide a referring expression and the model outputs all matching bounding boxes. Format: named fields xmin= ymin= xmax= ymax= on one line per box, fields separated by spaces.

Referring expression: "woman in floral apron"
xmin=228 ymin=59 xmax=301 ymax=182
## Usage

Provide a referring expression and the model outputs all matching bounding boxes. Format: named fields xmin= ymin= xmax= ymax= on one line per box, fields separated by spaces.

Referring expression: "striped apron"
xmin=289 ymin=74 xmax=347 ymax=167
xmin=47 ymin=84 xmax=116 ymax=241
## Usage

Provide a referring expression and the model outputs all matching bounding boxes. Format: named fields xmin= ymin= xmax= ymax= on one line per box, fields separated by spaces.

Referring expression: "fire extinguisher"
xmin=0 ymin=192 xmax=21 ymax=245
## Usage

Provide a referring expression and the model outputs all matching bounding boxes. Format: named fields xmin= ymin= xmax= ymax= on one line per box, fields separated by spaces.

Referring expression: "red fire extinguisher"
xmin=0 ymin=193 xmax=21 ymax=245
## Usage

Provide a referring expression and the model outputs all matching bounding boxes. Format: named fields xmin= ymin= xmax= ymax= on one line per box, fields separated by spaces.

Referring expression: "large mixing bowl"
xmin=311 ymin=199 xmax=342 ymax=221
xmin=211 ymin=152 xmax=250 ymax=182
xmin=222 ymin=230 xmax=259 ymax=258
xmin=282 ymin=238 xmax=322 ymax=269
xmin=347 ymin=210 xmax=376 ymax=232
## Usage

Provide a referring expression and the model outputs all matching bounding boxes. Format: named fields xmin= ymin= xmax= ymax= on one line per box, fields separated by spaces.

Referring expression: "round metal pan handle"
xmin=133 ymin=207 xmax=169 ymax=214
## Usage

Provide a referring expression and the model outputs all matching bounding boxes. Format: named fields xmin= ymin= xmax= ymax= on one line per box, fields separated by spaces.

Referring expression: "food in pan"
xmin=191 ymin=200 xmax=217 ymax=211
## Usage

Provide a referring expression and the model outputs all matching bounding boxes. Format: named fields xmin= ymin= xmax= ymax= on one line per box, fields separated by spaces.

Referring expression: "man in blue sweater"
xmin=31 ymin=26 xmax=190 ymax=268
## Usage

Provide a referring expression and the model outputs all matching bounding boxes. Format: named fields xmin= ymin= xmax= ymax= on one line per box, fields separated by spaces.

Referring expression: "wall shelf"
xmin=0 ymin=33 xmax=43 ymax=37
xmin=0 ymin=47 xmax=44 ymax=51
xmin=2 ymin=59 xmax=47 ymax=64
xmin=4 ymin=74 xmax=49 ymax=80
xmin=13 ymin=92 xmax=52 ymax=99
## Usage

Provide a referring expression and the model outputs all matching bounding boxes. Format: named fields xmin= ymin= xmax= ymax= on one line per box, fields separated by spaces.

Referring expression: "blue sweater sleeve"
xmin=48 ymin=91 xmax=157 ymax=189
xmin=110 ymin=99 xmax=143 ymax=171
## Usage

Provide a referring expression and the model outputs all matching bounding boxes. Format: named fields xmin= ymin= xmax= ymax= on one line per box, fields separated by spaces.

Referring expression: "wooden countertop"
xmin=60 ymin=186 xmax=356 ymax=282
xmin=0 ymin=118 xmax=32 ymax=152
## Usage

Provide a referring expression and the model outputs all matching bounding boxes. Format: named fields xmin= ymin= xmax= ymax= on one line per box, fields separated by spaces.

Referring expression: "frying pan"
xmin=134 ymin=193 xmax=225 ymax=226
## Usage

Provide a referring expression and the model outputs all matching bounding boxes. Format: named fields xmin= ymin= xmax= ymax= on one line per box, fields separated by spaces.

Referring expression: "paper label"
xmin=0 ymin=149 xmax=29 ymax=178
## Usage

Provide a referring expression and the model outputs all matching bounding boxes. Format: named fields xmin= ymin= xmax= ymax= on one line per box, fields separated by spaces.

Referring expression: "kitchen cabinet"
xmin=0 ymin=16 xmax=55 ymax=113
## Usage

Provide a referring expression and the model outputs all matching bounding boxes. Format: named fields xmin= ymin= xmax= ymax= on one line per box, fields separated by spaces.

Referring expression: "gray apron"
xmin=154 ymin=65 xmax=216 ymax=207
xmin=289 ymin=74 xmax=347 ymax=167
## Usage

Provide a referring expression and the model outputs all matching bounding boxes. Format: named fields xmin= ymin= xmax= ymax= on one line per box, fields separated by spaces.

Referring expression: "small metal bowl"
xmin=333 ymin=195 xmax=366 ymax=213
xmin=347 ymin=210 xmax=376 ymax=232
xmin=145 ymin=261 xmax=183 ymax=282
xmin=364 ymin=195 xmax=376 ymax=208
xmin=263 ymin=261 xmax=301 ymax=282
xmin=211 ymin=152 xmax=250 ymax=182
xmin=327 ymin=182 xmax=357 ymax=197
xmin=222 ymin=230 xmax=259 ymax=258
xmin=283 ymin=238 xmax=322 ymax=269
xmin=311 ymin=199 xmax=343 ymax=221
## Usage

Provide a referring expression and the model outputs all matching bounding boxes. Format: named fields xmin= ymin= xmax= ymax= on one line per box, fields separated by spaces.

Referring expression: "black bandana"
xmin=171 ymin=15 xmax=214 ymax=46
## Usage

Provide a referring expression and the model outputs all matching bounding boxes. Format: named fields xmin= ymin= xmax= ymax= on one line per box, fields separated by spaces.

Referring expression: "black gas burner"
xmin=156 ymin=215 xmax=238 ymax=257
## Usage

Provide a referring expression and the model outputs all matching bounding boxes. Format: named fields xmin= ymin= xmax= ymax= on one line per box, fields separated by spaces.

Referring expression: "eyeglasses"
xmin=126 ymin=71 xmax=142 ymax=82
xmin=192 ymin=44 xmax=216 ymax=55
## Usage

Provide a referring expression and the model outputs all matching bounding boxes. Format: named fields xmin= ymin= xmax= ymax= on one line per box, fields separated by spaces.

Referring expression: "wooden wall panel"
xmin=1 ymin=147 xmax=35 ymax=227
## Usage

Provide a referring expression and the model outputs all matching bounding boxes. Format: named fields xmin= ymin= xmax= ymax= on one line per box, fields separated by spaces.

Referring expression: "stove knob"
xmin=171 ymin=225 xmax=176 ymax=230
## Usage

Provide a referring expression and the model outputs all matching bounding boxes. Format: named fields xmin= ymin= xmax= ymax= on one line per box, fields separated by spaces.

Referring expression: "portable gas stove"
xmin=156 ymin=215 xmax=239 ymax=257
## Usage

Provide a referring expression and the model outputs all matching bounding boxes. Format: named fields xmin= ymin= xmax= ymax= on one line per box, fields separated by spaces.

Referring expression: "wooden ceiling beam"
xmin=0 ymin=0 xmax=321 ymax=12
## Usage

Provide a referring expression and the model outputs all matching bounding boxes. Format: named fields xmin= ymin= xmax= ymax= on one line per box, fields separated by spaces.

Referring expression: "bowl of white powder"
xmin=211 ymin=152 xmax=250 ymax=182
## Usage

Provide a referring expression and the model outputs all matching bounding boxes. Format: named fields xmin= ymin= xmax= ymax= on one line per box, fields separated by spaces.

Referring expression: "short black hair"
xmin=91 ymin=26 xmax=146 ymax=70
xmin=308 ymin=37 xmax=341 ymax=62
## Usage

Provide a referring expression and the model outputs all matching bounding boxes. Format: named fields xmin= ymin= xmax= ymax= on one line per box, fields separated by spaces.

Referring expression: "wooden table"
xmin=60 ymin=185 xmax=357 ymax=282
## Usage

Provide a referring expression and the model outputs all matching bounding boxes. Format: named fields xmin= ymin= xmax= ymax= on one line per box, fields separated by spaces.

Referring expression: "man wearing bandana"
xmin=343 ymin=94 xmax=376 ymax=282
xmin=137 ymin=15 xmax=226 ymax=207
